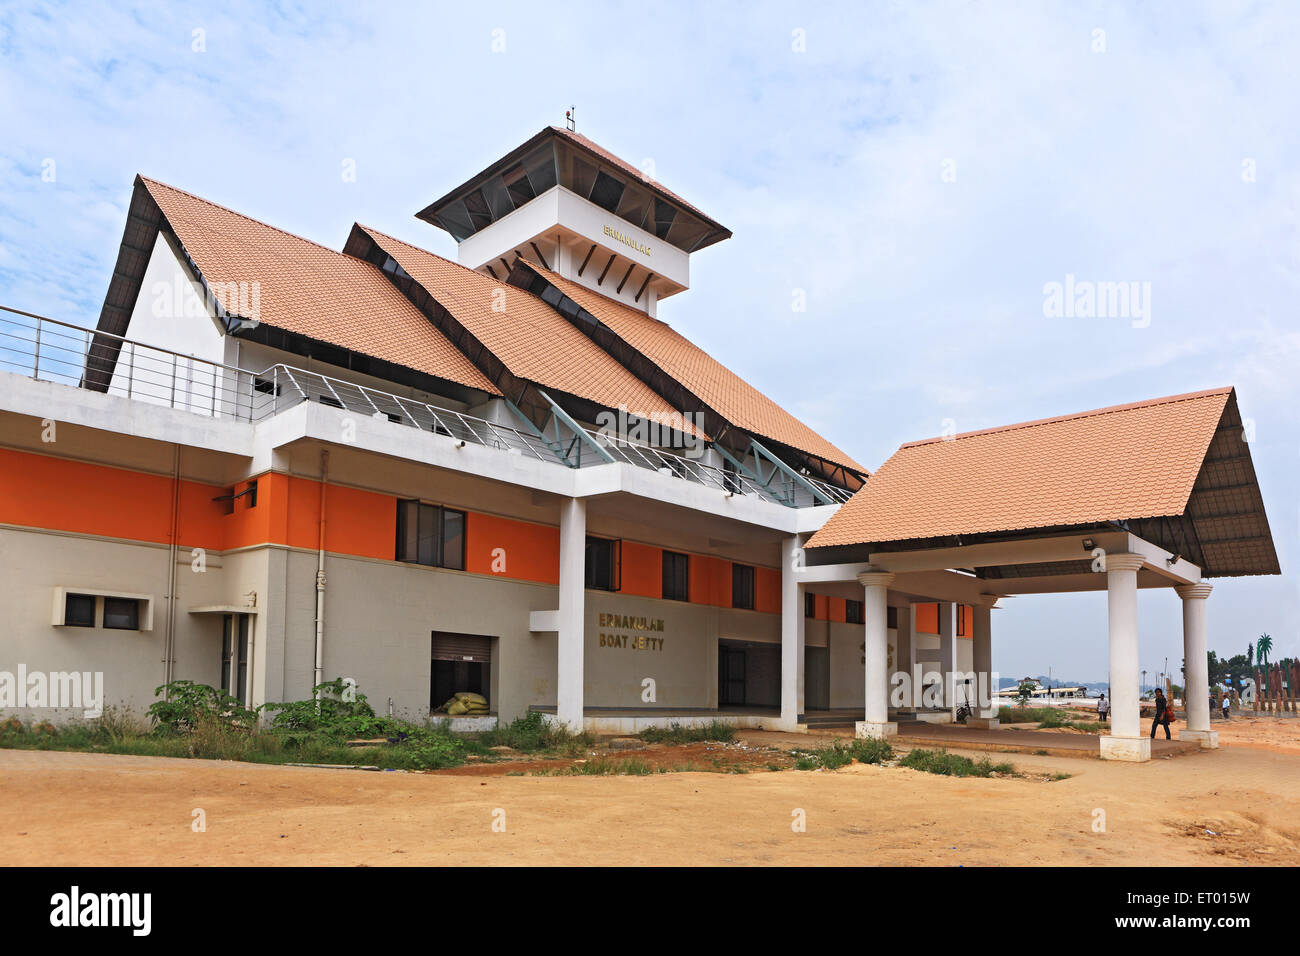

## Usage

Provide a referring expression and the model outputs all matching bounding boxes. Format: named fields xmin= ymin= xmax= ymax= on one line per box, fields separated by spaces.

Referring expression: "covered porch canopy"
xmin=793 ymin=387 xmax=1278 ymax=762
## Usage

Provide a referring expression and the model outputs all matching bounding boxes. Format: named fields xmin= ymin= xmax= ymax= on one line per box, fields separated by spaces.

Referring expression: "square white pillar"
xmin=1100 ymin=553 xmax=1150 ymax=762
xmin=893 ymin=604 xmax=912 ymax=715
xmin=938 ymin=601 xmax=957 ymax=718
xmin=969 ymin=596 xmax=999 ymax=728
xmin=856 ymin=570 xmax=896 ymax=739
xmin=779 ymin=535 xmax=806 ymax=732
xmin=1177 ymin=583 xmax=1218 ymax=749
xmin=556 ymin=497 xmax=586 ymax=732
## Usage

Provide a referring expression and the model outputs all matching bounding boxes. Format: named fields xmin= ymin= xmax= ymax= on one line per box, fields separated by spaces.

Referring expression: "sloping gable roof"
xmin=515 ymin=259 xmax=864 ymax=474
xmin=355 ymin=227 xmax=705 ymax=435
xmin=805 ymin=387 xmax=1278 ymax=578
xmin=128 ymin=177 xmax=497 ymax=395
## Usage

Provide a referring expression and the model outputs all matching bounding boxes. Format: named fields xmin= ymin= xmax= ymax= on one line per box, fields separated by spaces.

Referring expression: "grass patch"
xmin=999 ymin=706 xmax=1073 ymax=725
xmin=999 ymin=707 xmax=1104 ymax=733
xmin=900 ymin=748 xmax=1014 ymax=777
xmin=477 ymin=710 xmax=596 ymax=755
xmin=636 ymin=721 xmax=736 ymax=745
xmin=0 ymin=683 xmax=599 ymax=773
xmin=794 ymin=737 xmax=894 ymax=770
xmin=567 ymin=757 xmax=654 ymax=775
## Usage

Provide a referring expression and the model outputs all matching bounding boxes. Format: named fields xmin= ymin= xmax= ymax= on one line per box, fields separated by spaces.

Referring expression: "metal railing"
xmin=255 ymin=365 xmax=560 ymax=463
xmin=0 ymin=305 xmax=256 ymax=419
xmin=0 ymin=305 xmax=853 ymax=507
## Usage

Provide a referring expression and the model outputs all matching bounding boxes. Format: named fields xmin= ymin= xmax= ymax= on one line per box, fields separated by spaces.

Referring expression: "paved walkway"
xmin=888 ymin=721 xmax=1203 ymax=759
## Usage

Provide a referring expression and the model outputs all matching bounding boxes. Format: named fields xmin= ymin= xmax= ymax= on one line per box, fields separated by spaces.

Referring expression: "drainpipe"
xmin=313 ymin=449 xmax=328 ymax=699
xmin=163 ymin=444 xmax=182 ymax=693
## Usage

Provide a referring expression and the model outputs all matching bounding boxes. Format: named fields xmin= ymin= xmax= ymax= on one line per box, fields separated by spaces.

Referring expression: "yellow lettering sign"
xmin=603 ymin=224 xmax=651 ymax=257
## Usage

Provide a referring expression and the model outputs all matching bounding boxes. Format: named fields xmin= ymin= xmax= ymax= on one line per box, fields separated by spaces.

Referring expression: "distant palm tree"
xmin=1257 ymin=634 xmax=1273 ymax=669
xmin=1247 ymin=643 xmax=1254 ymax=668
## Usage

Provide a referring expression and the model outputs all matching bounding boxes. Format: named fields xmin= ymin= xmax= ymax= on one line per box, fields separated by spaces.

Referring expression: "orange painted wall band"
xmin=1 ymin=448 xmax=793 ymax=613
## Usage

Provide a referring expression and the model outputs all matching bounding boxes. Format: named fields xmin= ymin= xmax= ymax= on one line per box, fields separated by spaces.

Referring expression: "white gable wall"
xmin=107 ymin=232 xmax=230 ymax=416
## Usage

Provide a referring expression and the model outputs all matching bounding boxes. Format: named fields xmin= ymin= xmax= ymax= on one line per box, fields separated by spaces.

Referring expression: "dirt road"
xmin=3 ymin=732 xmax=1298 ymax=866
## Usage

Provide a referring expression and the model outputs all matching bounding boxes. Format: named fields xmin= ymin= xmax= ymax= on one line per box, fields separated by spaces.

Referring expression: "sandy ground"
xmin=3 ymin=723 xmax=1299 ymax=866
xmin=1208 ymin=714 xmax=1300 ymax=754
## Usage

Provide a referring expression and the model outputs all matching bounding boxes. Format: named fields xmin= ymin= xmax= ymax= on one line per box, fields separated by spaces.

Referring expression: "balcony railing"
xmin=0 ymin=305 xmax=852 ymax=507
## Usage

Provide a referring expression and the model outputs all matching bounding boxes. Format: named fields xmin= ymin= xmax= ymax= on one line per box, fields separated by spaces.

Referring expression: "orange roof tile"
xmin=806 ymin=388 xmax=1234 ymax=548
xmin=139 ymin=177 xmax=498 ymax=395
xmin=356 ymin=227 xmax=706 ymax=437
xmin=517 ymin=260 xmax=865 ymax=473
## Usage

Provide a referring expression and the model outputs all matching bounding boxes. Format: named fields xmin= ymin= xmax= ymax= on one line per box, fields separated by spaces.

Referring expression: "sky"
xmin=1 ymin=0 xmax=1296 ymax=683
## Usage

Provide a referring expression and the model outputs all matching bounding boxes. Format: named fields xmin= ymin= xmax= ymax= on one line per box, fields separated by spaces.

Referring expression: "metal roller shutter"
xmin=430 ymin=632 xmax=492 ymax=664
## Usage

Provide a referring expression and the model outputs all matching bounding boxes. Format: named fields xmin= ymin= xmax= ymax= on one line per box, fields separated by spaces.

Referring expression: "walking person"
xmin=1221 ymin=691 xmax=1231 ymax=721
xmin=1150 ymin=688 xmax=1172 ymax=740
xmin=1097 ymin=692 xmax=1110 ymax=724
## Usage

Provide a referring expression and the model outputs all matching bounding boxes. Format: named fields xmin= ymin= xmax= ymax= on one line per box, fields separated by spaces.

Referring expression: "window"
xmin=662 ymin=551 xmax=690 ymax=602
xmin=957 ymin=605 xmax=967 ymax=636
xmin=585 ymin=536 xmax=620 ymax=591
xmin=888 ymin=606 xmax=899 ymax=629
xmin=253 ymin=377 xmax=281 ymax=396
xmin=589 ymin=170 xmax=626 ymax=212
xmin=846 ymin=599 xmax=864 ymax=625
xmin=245 ymin=480 xmax=257 ymax=509
xmin=396 ymin=500 xmax=466 ymax=570
xmin=319 ymin=395 xmax=343 ymax=408
xmin=805 ymin=591 xmax=816 ymax=618
xmin=103 ymin=597 xmax=140 ymax=631
xmin=732 ymin=563 xmax=755 ymax=610
xmin=64 ymin=593 xmax=96 ymax=628
xmin=653 ymin=198 xmax=677 ymax=239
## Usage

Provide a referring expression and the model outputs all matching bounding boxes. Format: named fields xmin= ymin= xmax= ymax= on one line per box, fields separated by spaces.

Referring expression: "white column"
xmin=556 ymin=497 xmax=586 ymax=732
xmin=779 ymin=535 xmax=805 ymax=732
xmin=1100 ymin=553 xmax=1150 ymax=761
xmin=895 ymin=605 xmax=912 ymax=714
xmin=938 ymin=601 xmax=957 ymax=719
xmin=970 ymin=596 xmax=999 ymax=728
xmin=1177 ymin=583 xmax=1218 ymax=749
xmin=856 ymin=570 xmax=896 ymax=739
xmin=908 ymin=603 xmax=919 ymax=710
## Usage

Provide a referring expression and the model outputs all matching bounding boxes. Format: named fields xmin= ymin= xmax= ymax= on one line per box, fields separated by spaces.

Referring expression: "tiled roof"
xmin=356 ymin=227 xmax=706 ymax=436
xmin=139 ymin=177 xmax=498 ymax=395
xmin=806 ymin=388 xmax=1235 ymax=548
xmin=516 ymin=260 xmax=865 ymax=473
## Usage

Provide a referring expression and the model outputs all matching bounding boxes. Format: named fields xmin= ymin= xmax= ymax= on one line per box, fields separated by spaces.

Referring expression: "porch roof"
xmin=805 ymin=387 xmax=1279 ymax=578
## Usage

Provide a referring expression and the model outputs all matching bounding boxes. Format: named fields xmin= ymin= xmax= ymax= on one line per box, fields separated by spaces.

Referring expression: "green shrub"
xmin=147 ymin=680 xmax=257 ymax=734
xmin=570 ymin=757 xmax=652 ymax=775
xmin=794 ymin=737 xmax=894 ymax=770
xmin=479 ymin=710 xmax=594 ymax=754
xmin=900 ymin=748 xmax=1013 ymax=777
xmin=999 ymin=706 xmax=1062 ymax=724
xmin=262 ymin=678 xmax=393 ymax=738
xmin=636 ymin=721 xmax=736 ymax=745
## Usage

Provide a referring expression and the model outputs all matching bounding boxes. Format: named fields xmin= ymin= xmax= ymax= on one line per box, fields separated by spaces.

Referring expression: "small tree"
xmin=1016 ymin=678 xmax=1036 ymax=708
xmin=1257 ymin=633 xmax=1273 ymax=669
